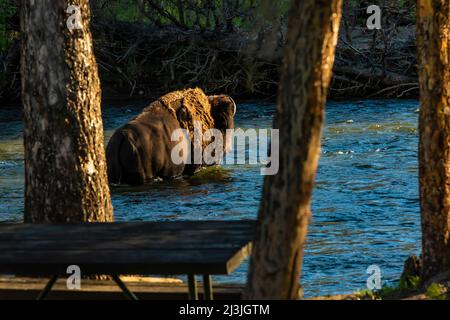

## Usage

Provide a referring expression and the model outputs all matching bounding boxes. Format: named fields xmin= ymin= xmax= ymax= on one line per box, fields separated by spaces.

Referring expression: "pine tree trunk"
xmin=21 ymin=0 xmax=113 ymax=222
xmin=245 ymin=0 xmax=342 ymax=299
xmin=417 ymin=0 xmax=450 ymax=280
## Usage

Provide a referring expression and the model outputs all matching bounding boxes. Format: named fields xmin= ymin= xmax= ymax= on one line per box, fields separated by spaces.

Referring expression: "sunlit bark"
xmin=417 ymin=0 xmax=450 ymax=280
xmin=21 ymin=0 xmax=113 ymax=222
xmin=245 ymin=0 xmax=342 ymax=299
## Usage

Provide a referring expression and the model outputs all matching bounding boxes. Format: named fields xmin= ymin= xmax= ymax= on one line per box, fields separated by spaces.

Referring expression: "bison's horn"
xmin=229 ymin=96 xmax=237 ymax=116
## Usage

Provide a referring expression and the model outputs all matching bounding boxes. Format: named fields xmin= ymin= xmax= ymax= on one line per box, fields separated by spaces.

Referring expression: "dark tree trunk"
xmin=417 ymin=0 xmax=450 ymax=280
xmin=21 ymin=0 xmax=113 ymax=222
xmin=245 ymin=0 xmax=342 ymax=299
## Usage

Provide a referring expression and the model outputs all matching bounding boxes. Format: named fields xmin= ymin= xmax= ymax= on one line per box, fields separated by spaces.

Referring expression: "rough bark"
xmin=245 ymin=0 xmax=342 ymax=299
xmin=21 ymin=0 xmax=113 ymax=222
xmin=417 ymin=0 xmax=450 ymax=280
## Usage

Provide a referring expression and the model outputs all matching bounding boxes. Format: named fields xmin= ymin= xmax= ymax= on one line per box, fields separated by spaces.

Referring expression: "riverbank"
xmin=0 ymin=25 xmax=419 ymax=103
xmin=1 ymin=275 xmax=447 ymax=300
xmin=0 ymin=2 xmax=418 ymax=104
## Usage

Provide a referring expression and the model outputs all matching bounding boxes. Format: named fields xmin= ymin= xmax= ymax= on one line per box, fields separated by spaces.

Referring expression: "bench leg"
xmin=36 ymin=274 xmax=59 ymax=300
xmin=188 ymin=275 xmax=198 ymax=300
xmin=112 ymin=275 xmax=139 ymax=300
xmin=203 ymin=275 xmax=213 ymax=300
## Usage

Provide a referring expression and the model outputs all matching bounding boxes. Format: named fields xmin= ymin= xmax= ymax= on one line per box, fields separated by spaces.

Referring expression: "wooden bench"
xmin=0 ymin=220 xmax=255 ymax=300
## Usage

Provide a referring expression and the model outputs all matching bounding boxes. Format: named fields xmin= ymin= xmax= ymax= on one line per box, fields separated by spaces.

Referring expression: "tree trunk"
xmin=245 ymin=0 xmax=342 ymax=299
xmin=21 ymin=0 xmax=113 ymax=222
xmin=417 ymin=0 xmax=450 ymax=280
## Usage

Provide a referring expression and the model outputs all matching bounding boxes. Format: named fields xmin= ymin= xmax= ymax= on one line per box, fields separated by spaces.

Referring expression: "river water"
xmin=0 ymin=99 xmax=421 ymax=297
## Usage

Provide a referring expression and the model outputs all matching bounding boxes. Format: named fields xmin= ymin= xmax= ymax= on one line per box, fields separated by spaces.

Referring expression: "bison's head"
xmin=208 ymin=95 xmax=236 ymax=127
xmin=208 ymin=95 xmax=236 ymax=131
xmin=208 ymin=95 xmax=236 ymax=153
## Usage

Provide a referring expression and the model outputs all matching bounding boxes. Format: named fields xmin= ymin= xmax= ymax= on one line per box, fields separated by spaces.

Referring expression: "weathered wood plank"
xmin=0 ymin=239 xmax=250 ymax=250
xmin=0 ymin=230 xmax=253 ymax=242
xmin=0 ymin=220 xmax=254 ymax=232
xmin=0 ymin=221 xmax=255 ymax=240
xmin=0 ymin=221 xmax=255 ymax=276
xmin=0 ymin=250 xmax=249 ymax=274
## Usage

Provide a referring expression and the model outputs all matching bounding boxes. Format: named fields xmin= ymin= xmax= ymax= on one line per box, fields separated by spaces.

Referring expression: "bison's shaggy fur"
xmin=106 ymin=87 xmax=235 ymax=184
xmin=142 ymin=88 xmax=215 ymax=149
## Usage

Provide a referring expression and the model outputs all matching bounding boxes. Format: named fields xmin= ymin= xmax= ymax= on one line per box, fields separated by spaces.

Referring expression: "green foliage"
xmin=399 ymin=275 xmax=421 ymax=290
xmin=425 ymin=283 xmax=447 ymax=300
xmin=356 ymin=277 xmax=450 ymax=300
xmin=0 ymin=0 xmax=17 ymax=51
xmin=355 ymin=289 xmax=380 ymax=300
xmin=112 ymin=0 xmax=291 ymax=31
xmin=356 ymin=276 xmax=421 ymax=300
xmin=101 ymin=0 xmax=141 ymax=22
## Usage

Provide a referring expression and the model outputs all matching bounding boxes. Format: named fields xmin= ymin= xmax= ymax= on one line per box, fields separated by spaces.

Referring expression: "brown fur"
xmin=106 ymin=88 xmax=235 ymax=184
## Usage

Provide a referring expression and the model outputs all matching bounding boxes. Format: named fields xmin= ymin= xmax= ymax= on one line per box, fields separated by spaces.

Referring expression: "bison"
xmin=106 ymin=88 xmax=236 ymax=185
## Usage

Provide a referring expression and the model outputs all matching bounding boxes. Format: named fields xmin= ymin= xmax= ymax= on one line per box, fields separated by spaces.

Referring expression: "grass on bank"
xmin=355 ymin=276 xmax=449 ymax=300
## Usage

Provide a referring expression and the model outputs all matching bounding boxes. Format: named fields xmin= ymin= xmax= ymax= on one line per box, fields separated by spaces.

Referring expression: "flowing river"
xmin=0 ymin=99 xmax=421 ymax=297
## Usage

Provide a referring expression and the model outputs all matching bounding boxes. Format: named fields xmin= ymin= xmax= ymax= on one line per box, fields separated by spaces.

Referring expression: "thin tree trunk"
xmin=245 ymin=0 xmax=342 ymax=300
xmin=417 ymin=0 xmax=450 ymax=280
xmin=21 ymin=0 xmax=113 ymax=222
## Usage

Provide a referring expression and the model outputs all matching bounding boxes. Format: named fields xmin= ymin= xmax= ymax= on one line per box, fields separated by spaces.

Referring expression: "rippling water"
xmin=0 ymin=99 xmax=421 ymax=297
